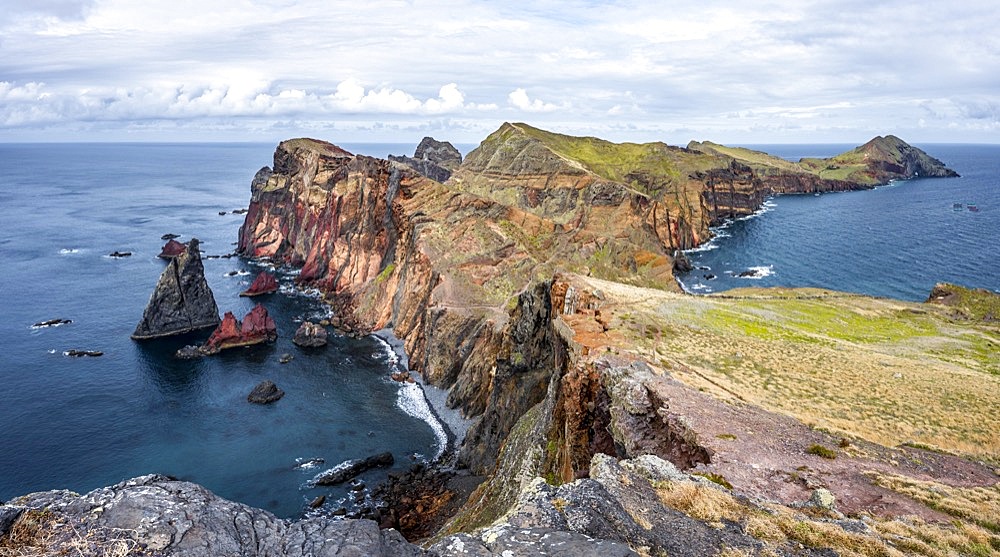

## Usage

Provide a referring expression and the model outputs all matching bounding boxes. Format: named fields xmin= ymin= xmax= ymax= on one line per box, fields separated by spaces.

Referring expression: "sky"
xmin=1 ymin=0 xmax=999 ymax=145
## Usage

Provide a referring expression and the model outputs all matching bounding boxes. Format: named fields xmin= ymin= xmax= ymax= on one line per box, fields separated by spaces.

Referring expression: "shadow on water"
xmin=133 ymin=331 xmax=212 ymax=395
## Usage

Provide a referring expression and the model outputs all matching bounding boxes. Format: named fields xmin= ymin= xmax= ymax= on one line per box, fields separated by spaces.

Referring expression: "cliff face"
xmin=237 ymin=132 xmax=696 ymax=471
xmin=688 ymin=136 xmax=959 ymax=223
xmin=236 ymin=128 xmax=961 ymax=478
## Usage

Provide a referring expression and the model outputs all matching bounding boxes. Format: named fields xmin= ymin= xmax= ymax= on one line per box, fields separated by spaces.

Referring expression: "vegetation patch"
xmin=692 ymin=471 xmax=733 ymax=489
xmin=806 ymin=444 xmax=837 ymax=459
xmin=868 ymin=472 xmax=1000 ymax=533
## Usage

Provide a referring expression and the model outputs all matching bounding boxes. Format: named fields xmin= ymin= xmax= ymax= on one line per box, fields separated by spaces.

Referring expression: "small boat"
xmin=968 ymin=204 xmax=980 ymax=212
xmin=953 ymin=203 xmax=964 ymax=211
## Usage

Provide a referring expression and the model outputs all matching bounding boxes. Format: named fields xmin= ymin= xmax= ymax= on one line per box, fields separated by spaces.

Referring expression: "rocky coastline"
xmin=4 ymin=127 xmax=997 ymax=556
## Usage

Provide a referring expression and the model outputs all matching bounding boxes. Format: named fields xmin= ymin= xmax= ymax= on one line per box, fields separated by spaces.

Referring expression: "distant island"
xmin=4 ymin=125 xmax=996 ymax=557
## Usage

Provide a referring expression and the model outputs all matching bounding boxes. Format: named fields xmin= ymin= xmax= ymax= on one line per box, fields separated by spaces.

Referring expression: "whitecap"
xmin=294 ymin=457 xmax=325 ymax=470
xmin=58 ymin=248 xmax=80 ymax=255
xmin=737 ymin=265 xmax=775 ymax=279
xmin=396 ymin=382 xmax=448 ymax=461
xmin=372 ymin=335 xmax=400 ymax=368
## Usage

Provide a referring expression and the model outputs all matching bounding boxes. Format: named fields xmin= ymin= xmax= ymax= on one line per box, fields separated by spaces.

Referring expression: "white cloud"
xmin=507 ymin=88 xmax=564 ymax=113
xmin=1 ymin=0 xmax=999 ymax=142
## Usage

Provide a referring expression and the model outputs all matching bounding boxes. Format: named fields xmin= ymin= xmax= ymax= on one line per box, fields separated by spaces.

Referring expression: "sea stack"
xmin=240 ymin=272 xmax=279 ymax=296
xmin=201 ymin=304 xmax=277 ymax=354
xmin=132 ymin=238 xmax=221 ymax=340
xmin=158 ymin=238 xmax=187 ymax=259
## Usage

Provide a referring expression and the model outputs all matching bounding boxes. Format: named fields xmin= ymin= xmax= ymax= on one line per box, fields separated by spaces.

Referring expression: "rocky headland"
xmin=5 ymin=126 xmax=997 ymax=557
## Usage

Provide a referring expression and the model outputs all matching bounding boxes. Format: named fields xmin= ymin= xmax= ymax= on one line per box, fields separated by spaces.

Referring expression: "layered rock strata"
xmin=132 ymin=238 xmax=221 ymax=339
xmin=236 ymin=128 xmax=960 ymax=478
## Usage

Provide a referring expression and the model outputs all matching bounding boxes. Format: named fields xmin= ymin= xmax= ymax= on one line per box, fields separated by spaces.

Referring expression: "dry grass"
xmin=571 ymin=276 xmax=1000 ymax=461
xmin=869 ymin=473 xmax=1000 ymax=533
xmin=653 ymin=477 xmax=1000 ymax=556
xmin=0 ymin=509 xmax=145 ymax=557
xmin=654 ymin=481 xmax=744 ymax=525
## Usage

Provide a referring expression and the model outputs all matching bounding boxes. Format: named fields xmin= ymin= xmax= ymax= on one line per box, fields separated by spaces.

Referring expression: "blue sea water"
xmin=678 ymin=144 xmax=1000 ymax=300
xmin=0 ymin=142 xmax=451 ymax=518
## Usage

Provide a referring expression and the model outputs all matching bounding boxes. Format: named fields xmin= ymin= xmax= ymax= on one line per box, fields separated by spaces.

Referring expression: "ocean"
xmin=677 ymin=144 xmax=1000 ymax=300
xmin=0 ymin=141 xmax=995 ymax=520
xmin=0 ymin=142 xmax=458 ymax=519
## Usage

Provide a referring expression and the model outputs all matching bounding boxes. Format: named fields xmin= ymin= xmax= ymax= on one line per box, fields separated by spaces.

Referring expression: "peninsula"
xmin=3 ymin=125 xmax=996 ymax=557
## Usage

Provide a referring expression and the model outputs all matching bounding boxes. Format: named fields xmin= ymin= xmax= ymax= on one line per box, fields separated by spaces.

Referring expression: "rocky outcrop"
xmin=1 ymin=475 xmax=424 ymax=556
xmin=202 ymin=304 xmax=277 ymax=354
xmin=688 ymin=136 xmax=959 ymax=224
xmin=925 ymin=282 xmax=1000 ymax=321
xmin=158 ymin=238 xmax=187 ymax=259
xmin=313 ymin=452 xmax=395 ymax=486
xmin=132 ymin=238 xmax=221 ymax=340
xmin=389 ymin=137 xmax=463 ymax=183
xmin=292 ymin=321 xmax=328 ymax=347
xmin=240 ymin=271 xmax=279 ymax=296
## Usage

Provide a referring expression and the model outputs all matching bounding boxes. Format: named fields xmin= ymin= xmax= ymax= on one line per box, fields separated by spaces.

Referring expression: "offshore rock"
xmin=292 ymin=320 xmax=328 ymax=347
xmin=314 ymin=452 xmax=394 ymax=486
xmin=202 ymin=304 xmax=277 ymax=354
xmin=132 ymin=238 xmax=221 ymax=340
xmin=389 ymin=137 xmax=462 ymax=182
xmin=158 ymin=238 xmax=187 ymax=259
xmin=247 ymin=380 xmax=284 ymax=404
xmin=240 ymin=271 xmax=279 ymax=296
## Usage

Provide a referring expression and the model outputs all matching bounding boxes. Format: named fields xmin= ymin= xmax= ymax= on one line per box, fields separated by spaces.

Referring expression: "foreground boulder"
xmin=202 ymin=304 xmax=277 ymax=354
xmin=1 ymin=475 xmax=423 ymax=556
xmin=292 ymin=321 xmax=328 ymax=347
xmin=132 ymin=238 xmax=221 ymax=340
xmin=240 ymin=272 xmax=279 ymax=296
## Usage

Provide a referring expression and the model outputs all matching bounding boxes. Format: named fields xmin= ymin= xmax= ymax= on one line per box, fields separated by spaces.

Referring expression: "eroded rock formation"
xmin=247 ymin=380 xmax=284 ymax=404
xmin=240 ymin=271 xmax=279 ymax=296
xmin=389 ymin=137 xmax=462 ymax=182
xmin=235 ymin=127 xmax=961 ymax=478
xmin=132 ymin=238 xmax=221 ymax=340
xmin=158 ymin=238 xmax=187 ymax=259
xmin=202 ymin=304 xmax=277 ymax=354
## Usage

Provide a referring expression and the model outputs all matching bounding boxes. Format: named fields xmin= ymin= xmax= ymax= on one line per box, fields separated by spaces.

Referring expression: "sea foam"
xmin=373 ymin=334 xmax=448 ymax=461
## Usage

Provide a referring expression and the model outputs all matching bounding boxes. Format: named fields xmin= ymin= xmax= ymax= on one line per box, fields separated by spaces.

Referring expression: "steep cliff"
xmin=237 ymin=134 xmax=687 ymax=472
xmin=236 ymin=128 xmax=962 ymax=478
xmin=688 ymin=136 xmax=959 ymax=221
